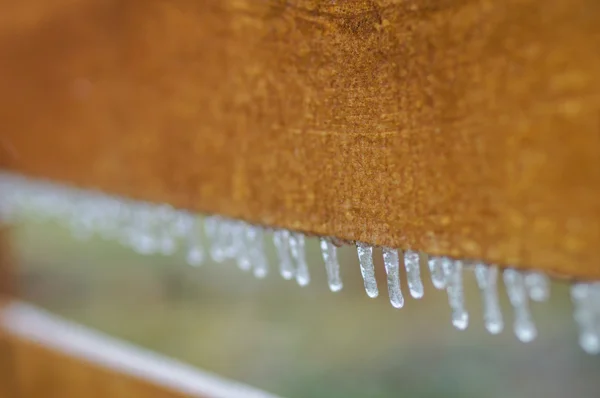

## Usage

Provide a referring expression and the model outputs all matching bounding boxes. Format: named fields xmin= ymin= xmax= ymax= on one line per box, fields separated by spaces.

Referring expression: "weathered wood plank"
xmin=1 ymin=0 xmax=599 ymax=279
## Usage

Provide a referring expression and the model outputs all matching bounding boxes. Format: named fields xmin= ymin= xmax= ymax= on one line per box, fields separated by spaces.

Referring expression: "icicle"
xmin=503 ymin=269 xmax=537 ymax=342
xmin=443 ymin=259 xmax=469 ymax=330
xmin=404 ymin=250 xmax=424 ymax=299
xmin=155 ymin=205 xmax=178 ymax=255
xmin=427 ymin=255 xmax=447 ymax=289
xmin=382 ymin=247 xmax=404 ymax=308
xmin=185 ymin=217 xmax=204 ymax=267
xmin=571 ymin=283 xmax=600 ymax=354
xmin=524 ymin=271 xmax=550 ymax=302
xmin=14 ymin=172 xmax=600 ymax=355
xmin=289 ymin=232 xmax=310 ymax=286
xmin=204 ymin=216 xmax=222 ymax=262
xmin=474 ymin=264 xmax=503 ymax=334
xmin=204 ymin=217 xmax=236 ymax=263
xmin=186 ymin=245 xmax=204 ymax=266
xmin=233 ymin=223 xmax=252 ymax=271
xmin=245 ymin=225 xmax=268 ymax=278
xmin=223 ymin=220 xmax=239 ymax=260
xmin=320 ymin=238 xmax=343 ymax=292
xmin=127 ymin=207 xmax=159 ymax=256
xmin=356 ymin=242 xmax=378 ymax=298
xmin=273 ymin=230 xmax=294 ymax=280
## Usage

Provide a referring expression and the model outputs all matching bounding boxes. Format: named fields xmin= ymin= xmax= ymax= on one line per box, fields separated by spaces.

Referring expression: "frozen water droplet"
xmin=185 ymin=218 xmax=204 ymax=266
xmin=504 ymin=269 xmax=537 ymax=342
xmin=571 ymin=282 xmax=600 ymax=354
xmin=382 ymin=247 xmax=404 ymax=308
xmin=404 ymin=250 xmax=424 ymax=299
xmin=186 ymin=247 xmax=204 ymax=266
xmin=580 ymin=332 xmax=600 ymax=355
xmin=204 ymin=216 xmax=218 ymax=238
xmin=515 ymin=322 xmax=537 ymax=343
xmin=246 ymin=226 xmax=269 ymax=279
xmin=233 ymin=223 xmax=252 ymax=271
xmin=452 ymin=311 xmax=469 ymax=330
xmin=443 ymin=259 xmax=469 ymax=330
xmin=289 ymin=233 xmax=310 ymax=286
xmin=320 ymin=238 xmax=343 ymax=292
xmin=428 ymin=255 xmax=447 ymax=290
xmin=204 ymin=216 xmax=221 ymax=262
xmin=571 ymin=283 xmax=589 ymax=301
xmin=204 ymin=217 xmax=235 ymax=263
xmin=475 ymin=264 xmax=504 ymax=334
xmin=356 ymin=242 xmax=378 ymax=298
xmin=222 ymin=220 xmax=239 ymax=260
xmin=274 ymin=230 xmax=294 ymax=280
xmin=131 ymin=232 xmax=158 ymax=255
xmin=154 ymin=207 xmax=179 ymax=255
xmin=524 ymin=271 xmax=550 ymax=302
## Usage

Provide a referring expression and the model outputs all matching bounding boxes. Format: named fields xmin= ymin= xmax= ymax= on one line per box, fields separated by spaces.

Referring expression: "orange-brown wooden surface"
xmin=0 ymin=228 xmax=14 ymax=397
xmin=0 ymin=310 xmax=15 ymax=398
xmin=1 ymin=0 xmax=599 ymax=279
xmin=0 ymin=229 xmax=13 ymax=300
xmin=0 ymin=327 xmax=194 ymax=398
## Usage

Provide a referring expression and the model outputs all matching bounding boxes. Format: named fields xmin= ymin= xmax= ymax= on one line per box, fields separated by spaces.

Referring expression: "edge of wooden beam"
xmin=0 ymin=302 xmax=281 ymax=398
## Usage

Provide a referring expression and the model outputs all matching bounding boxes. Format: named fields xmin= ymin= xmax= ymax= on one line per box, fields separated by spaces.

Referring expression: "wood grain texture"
xmin=0 ymin=0 xmax=599 ymax=279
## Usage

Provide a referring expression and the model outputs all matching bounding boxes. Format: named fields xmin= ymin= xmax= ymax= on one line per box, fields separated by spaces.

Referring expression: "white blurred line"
xmin=1 ymin=302 xmax=282 ymax=398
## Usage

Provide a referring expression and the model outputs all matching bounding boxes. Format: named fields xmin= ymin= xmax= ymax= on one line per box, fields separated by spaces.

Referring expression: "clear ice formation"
xmin=404 ymin=250 xmax=424 ymax=299
xmin=245 ymin=225 xmax=268 ymax=278
xmin=274 ymin=230 xmax=311 ymax=286
xmin=1 ymin=172 xmax=598 ymax=354
xmin=443 ymin=259 xmax=469 ymax=330
xmin=427 ymin=256 xmax=447 ymax=289
xmin=382 ymin=247 xmax=404 ymax=308
xmin=503 ymin=269 xmax=537 ymax=342
xmin=524 ymin=271 xmax=550 ymax=302
xmin=320 ymin=238 xmax=343 ymax=292
xmin=474 ymin=264 xmax=503 ymax=334
xmin=273 ymin=230 xmax=294 ymax=280
xmin=185 ymin=216 xmax=204 ymax=266
xmin=356 ymin=242 xmax=379 ymax=298
xmin=289 ymin=232 xmax=310 ymax=286
xmin=571 ymin=283 xmax=600 ymax=354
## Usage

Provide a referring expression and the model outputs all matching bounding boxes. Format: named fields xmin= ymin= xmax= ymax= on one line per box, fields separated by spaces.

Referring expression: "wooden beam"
xmin=0 ymin=228 xmax=16 ymax=398
xmin=1 ymin=0 xmax=599 ymax=279
xmin=0 ymin=302 xmax=279 ymax=398
xmin=0 ymin=228 xmax=14 ymax=300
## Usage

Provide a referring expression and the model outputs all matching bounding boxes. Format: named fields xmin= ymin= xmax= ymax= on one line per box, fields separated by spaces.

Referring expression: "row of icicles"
xmin=205 ymin=220 xmax=546 ymax=342
xmin=0 ymin=172 xmax=599 ymax=354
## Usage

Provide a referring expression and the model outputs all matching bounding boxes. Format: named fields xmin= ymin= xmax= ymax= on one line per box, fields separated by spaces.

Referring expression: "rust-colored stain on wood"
xmin=0 ymin=0 xmax=599 ymax=279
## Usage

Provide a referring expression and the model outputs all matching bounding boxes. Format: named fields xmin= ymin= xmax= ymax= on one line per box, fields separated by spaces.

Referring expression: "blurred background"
xmin=8 ymin=215 xmax=600 ymax=398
